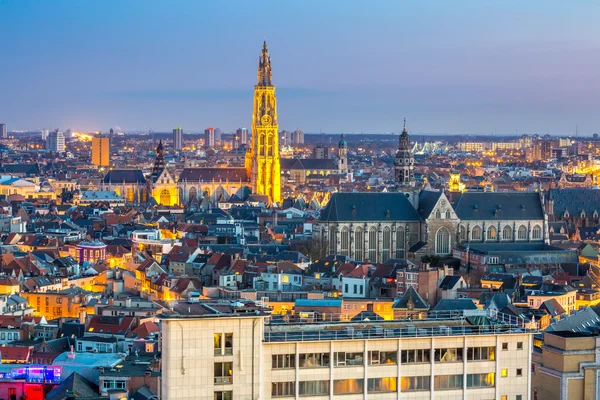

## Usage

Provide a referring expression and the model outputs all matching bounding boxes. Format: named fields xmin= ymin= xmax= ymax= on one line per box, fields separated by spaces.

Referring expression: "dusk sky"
xmin=1 ymin=1 xmax=599 ymax=135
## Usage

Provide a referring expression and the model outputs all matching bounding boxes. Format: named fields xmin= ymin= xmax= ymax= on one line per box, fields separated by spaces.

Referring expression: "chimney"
xmin=79 ymin=307 xmax=86 ymax=325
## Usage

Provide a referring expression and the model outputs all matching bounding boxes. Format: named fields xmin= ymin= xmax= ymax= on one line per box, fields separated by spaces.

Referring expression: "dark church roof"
xmin=548 ymin=188 xmax=600 ymax=216
xmin=103 ymin=170 xmax=146 ymax=184
xmin=280 ymin=158 xmax=338 ymax=171
xmin=319 ymin=192 xmax=421 ymax=222
xmin=0 ymin=164 xmax=40 ymax=176
xmin=178 ymin=168 xmax=249 ymax=183
xmin=418 ymin=190 xmax=442 ymax=218
xmin=46 ymin=372 xmax=101 ymax=400
xmin=453 ymin=192 xmax=544 ymax=220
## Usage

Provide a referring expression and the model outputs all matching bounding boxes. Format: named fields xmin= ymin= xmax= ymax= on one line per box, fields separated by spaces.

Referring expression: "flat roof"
xmin=158 ymin=299 xmax=270 ymax=319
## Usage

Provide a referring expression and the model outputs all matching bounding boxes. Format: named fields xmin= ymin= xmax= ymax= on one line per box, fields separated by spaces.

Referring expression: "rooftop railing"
xmin=263 ymin=309 xmax=538 ymax=343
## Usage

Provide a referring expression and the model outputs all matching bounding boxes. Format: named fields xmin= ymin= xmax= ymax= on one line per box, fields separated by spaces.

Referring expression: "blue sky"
xmin=0 ymin=0 xmax=599 ymax=135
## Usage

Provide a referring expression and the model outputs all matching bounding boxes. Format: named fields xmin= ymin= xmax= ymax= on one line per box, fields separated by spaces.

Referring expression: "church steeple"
xmin=257 ymin=40 xmax=272 ymax=86
xmin=246 ymin=41 xmax=281 ymax=203
xmin=151 ymin=140 xmax=166 ymax=181
xmin=395 ymin=117 xmax=415 ymax=187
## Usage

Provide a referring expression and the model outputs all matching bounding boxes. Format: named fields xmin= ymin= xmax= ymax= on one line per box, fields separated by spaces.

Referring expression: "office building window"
xmin=466 ymin=346 xmax=495 ymax=361
xmin=502 ymin=342 xmax=508 ymax=351
xmin=367 ymin=377 xmax=397 ymax=393
xmin=501 ymin=368 xmax=508 ymax=377
xmin=517 ymin=341 xmax=523 ymax=350
xmin=368 ymin=350 xmax=397 ymax=365
xmin=299 ymin=353 xmax=330 ymax=368
xmin=214 ymin=333 xmax=222 ymax=355
xmin=401 ymin=349 xmax=430 ymax=364
xmin=214 ymin=362 xmax=233 ymax=384
xmin=434 ymin=348 xmax=463 ymax=362
xmin=335 ymin=352 xmax=364 ymax=366
xmin=272 ymin=382 xmax=295 ymax=397
xmin=501 ymin=396 xmax=507 ymax=400
xmin=400 ymin=376 xmax=430 ymax=391
xmin=272 ymin=354 xmax=295 ymax=369
xmin=434 ymin=374 xmax=463 ymax=390
xmin=333 ymin=379 xmax=364 ymax=394
xmin=224 ymin=333 xmax=233 ymax=354
xmin=516 ymin=368 xmax=522 ymax=377
xmin=299 ymin=381 xmax=329 ymax=396
xmin=214 ymin=391 xmax=232 ymax=400
xmin=516 ymin=396 xmax=522 ymax=400
xmin=466 ymin=373 xmax=495 ymax=388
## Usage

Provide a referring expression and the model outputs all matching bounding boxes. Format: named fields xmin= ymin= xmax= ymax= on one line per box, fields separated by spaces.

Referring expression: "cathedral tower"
xmin=245 ymin=41 xmax=281 ymax=203
xmin=395 ymin=118 xmax=415 ymax=187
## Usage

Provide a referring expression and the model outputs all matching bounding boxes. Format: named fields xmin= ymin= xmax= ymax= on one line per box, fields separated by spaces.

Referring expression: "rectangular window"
xmin=214 ymin=362 xmax=233 ymax=384
xmin=345 ymin=284 xmax=349 ymax=293
xmin=517 ymin=341 xmax=523 ymax=350
xmin=360 ymin=285 xmax=364 ymax=295
xmin=516 ymin=396 xmax=522 ymax=400
xmin=272 ymin=382 xmax=295 ymax=397
xmin=467 ymin=373 xmax=495 ymax=388
xmin=501 ymin=368 xmax=508 ymax=377
xmin=334 ymin=379 xmax=364 ymax=394
xmin=299 ymin=380 xmax=329 ymax=396
xmin=335 ymin=352 xmax=364 ymax=366
xmin=353 ymin=285 xmax=357 ymax=294
xmin=214 ymin=391 xmax=232 ymax=400
xmin=299 ymin=353 xmax=330 ymax=368
xmin=502 ymin=342 xmax=508 ymax=351
xmin=367 ymin=377 xmax=397 ymax=393
xmin=272 ymin=354 xmax=295 ymax=369
xmin=434 ymin=348 xmax=463 ymax=363
xmin=369 ymin=350 xmax=397 ymax=365
xmin=434 ymin=374 xmax=463 ymax=390
xmin=401 ymin=349 xmax=431 ymax=364
xmin=224 ymin=333 xmax=233 ymax=355
xmin=214 ymin=333 xmax=222 ymax=355
xmin=400 ymin=376 xmax=430 ymax=391
xmin=466 ymin=346 xmax=495 ymax=361
xmin=516 ymin=368 xmax=522 ymax=377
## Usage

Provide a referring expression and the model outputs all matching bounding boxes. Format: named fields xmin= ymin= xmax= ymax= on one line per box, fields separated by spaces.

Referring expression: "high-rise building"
xmin=245 ymin=41 xmax=281 ymax=203
xmin=159 ymin=299 xmax=533 ymax=400
xmin=64 ymin=128 xmax=73 ymax=139
xmin=204 ymin=127 xmax=215 ymax=148
xmin=293 ymin=129 xmax=304 ymax=145
xmin=41 ymin=129 xmax=49 ymax=141
xmin=313 ymin=144 xmax=329 ymax=159
xmin=279 ymin=130 xmax=292 ymax=147
xmin=173 ymin=127 xmax=183 ymax=151
xmin=91 ymin=135 xmax=110 ymax=167
xmin=46 ymin=130 xmax=65 ymax=153
xmin=395 ymin=118 xmax=415 ymax=187
xmin=214 ymin=128 xmax=222 ymax=143
xmin=236 ymin=128 xmax=248 ymax=146
xmin=0 ymin=124 xmax=6 ymax=139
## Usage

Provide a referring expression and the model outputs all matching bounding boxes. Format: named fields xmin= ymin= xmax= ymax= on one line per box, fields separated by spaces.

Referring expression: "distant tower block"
xmin=245 ymin=41 xmax=281 ymax=203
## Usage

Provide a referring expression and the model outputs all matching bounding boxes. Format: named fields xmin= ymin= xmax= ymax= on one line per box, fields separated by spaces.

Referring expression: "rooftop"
xmin=158 ymin=299 xmax=270 ymax=319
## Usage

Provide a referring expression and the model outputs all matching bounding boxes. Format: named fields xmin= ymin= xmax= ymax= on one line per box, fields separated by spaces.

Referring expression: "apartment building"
xmin=160 ymin=299 xmax=533 ymax=400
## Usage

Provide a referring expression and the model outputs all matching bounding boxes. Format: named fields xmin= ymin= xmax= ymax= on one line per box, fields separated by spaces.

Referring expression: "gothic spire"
xmin=257 ymin=40 xmax=272 ymax=86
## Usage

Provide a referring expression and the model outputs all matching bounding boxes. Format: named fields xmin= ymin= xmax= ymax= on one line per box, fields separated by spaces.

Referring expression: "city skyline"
xmin=1 ymin=1 xmax=599 ymax=134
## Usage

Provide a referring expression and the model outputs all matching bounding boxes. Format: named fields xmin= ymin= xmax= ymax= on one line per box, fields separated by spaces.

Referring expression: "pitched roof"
xmin=178 ymin=167 xmax=249 ymax=183
xmin=87 ymin=315 xmax=135 ymax=335
xmin=549 ymin=188 xmax=600 ymax=216
xmin=102 ymin=169 xmax=146 ymax=184
xmin=319 ymin=192 xmax=421 ymax=222
xmin=432 ymin=298 xmax=478 ymax=311
xmin=280 ymin=158 xmax=338 ymax=171
xmin=46 ymin=372 xmax=100 ymax=400
xmin=393 ymin=285 xmax=429 ymax=310
xmin=453 ymin=192 xmax=544 ymax=220
xmin=418 ymin=190 xmax=443 ymax=218
xmin=126 ymin=321 xmax=160 ymax=338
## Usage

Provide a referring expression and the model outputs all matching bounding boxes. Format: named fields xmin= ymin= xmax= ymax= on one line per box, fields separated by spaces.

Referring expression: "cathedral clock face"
xmin=261 ymin=115 xmax=272 ymax=125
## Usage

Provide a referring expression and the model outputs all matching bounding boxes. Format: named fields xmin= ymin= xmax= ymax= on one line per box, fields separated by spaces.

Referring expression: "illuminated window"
xmin=467 ymin=373 xmax=495 ymax=388
xmin=400 ymin=376 xmax=430 ymax=391
xmin=487 ymin=225 xmax=497 ymax=240
xmin=368 ymin=350 xmax=397 ymax=365
xmin=334 ymin=379 xmax=363 ymax=394
xmin=214 ymin=362 xmax=233 ymax=384
xmin=299 ymin=353 xmax=330 ymax=368
xmin=214 ymin=391 xmax=232 ymax=400
xmin=434 ymin=348 xmax=463 ymax=362
xmin=367 ymin=377 xmax=397 ymax=393
xmin=501 ymin=368 xmax=508 ymax=377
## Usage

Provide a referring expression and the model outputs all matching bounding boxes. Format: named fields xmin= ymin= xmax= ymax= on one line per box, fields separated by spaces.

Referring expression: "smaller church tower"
xmin=338 ymin=134 xmax=348 ymax=174
xmin=395 ymin=118 xmax=415 ymax=187
xmin=449 ymin=170 xmax=465 ymax=193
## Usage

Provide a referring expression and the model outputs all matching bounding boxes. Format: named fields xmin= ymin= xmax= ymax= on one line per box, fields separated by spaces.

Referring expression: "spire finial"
xmin=403 ymin=117 xmax=407 ymax=132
